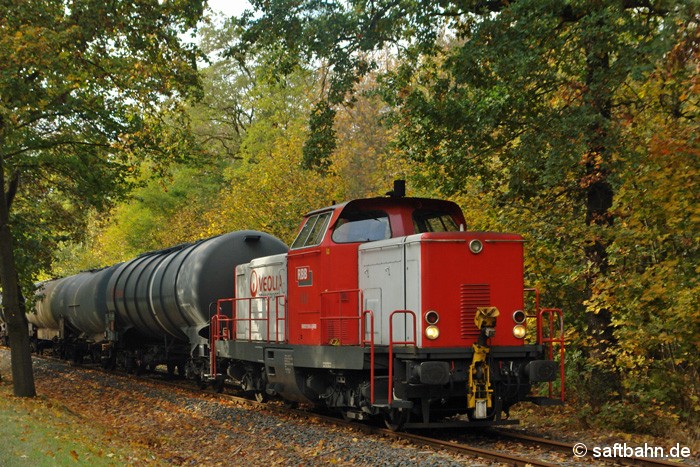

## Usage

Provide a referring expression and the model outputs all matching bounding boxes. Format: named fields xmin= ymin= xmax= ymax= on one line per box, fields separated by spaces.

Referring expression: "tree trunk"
xmin=0 ymin=156 xmax=36 ymax=397
xmin=581 ymin=31 xmax=620 ymax=403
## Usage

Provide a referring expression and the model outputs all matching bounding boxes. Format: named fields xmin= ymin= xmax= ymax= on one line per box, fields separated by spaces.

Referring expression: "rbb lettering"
xmin=297 ymin=267 xmax=308 ymax=281
xmin=296 ymin=266 xmax=313 ymax=287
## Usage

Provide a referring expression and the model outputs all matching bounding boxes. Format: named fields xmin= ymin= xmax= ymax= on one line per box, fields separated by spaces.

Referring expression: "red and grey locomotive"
xmin=211 ymin=181 xmax=565 ymax=429
xmin=26 ymin=182 xmax=564 ymax=430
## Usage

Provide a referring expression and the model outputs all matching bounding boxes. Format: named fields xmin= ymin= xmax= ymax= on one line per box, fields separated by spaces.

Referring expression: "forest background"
xmin=2 ymin=0 xmax=697 ymax=440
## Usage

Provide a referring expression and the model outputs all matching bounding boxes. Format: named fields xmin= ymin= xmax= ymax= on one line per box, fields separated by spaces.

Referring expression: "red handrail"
xmin=539 ymin=308 xmax=565 ymax=401
xmin=388 ymin=310 xmax=417 ymax=404
xmin=361 ymin=310 xmax=375 ymax=404
xmin=525 ymin=288 xmax=565 ymax=401
xmin=209 ymin=295 xmax=286 ymax=379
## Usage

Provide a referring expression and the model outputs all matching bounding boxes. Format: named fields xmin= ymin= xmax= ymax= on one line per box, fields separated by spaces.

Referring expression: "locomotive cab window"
xmin=332 ymin=210 xmax=390 ymax=243
xmin=291 ymin=211 xmax=332 ymax=249
xmin=413 ymin=209 xmax=460 ymax=233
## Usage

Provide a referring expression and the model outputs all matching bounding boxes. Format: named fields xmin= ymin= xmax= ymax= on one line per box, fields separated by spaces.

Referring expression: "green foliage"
xmin=0 ymin=0 xmax=205 ymax=292
xmin=100 ymin=164 xmax=226 ymax=262
xmin=332 ymin=80 xmax=408 ymax=199
xmin=198 ymin=59 xmax=342 ymax=243
xmin=302 ymin=101 xmax=336 ymax=172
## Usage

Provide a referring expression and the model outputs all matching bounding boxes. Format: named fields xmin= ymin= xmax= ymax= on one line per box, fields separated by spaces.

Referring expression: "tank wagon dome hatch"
xmin=106 ymin=230 xmax=288 ymax=345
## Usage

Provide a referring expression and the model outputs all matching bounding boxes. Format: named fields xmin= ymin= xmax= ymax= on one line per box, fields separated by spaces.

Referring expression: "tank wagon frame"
xmin=28 ymin=231 xmax=288 ymax=374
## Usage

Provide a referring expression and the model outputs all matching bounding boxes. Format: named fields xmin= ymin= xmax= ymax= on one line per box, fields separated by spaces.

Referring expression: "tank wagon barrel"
xmin=106 ymin=230 xmax=288 ymax=343
xmin=29 ymin=230 xmax=287 ymax=367
xmin=30 ymin=268 xmax=115 ymax=340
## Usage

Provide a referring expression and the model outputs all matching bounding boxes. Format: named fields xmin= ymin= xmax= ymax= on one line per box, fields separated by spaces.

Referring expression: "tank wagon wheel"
xmin=253 ymin=391 xmax=267 ymax=403
xmin=284 ymin=400 xmax=299 ymax=409
xmin=383 ymin=408 xmax=410 ymax=431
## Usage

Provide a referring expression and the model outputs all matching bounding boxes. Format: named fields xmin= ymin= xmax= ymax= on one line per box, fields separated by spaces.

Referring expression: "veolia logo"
xmin=249 ymin=269 xmax=284 ymax=298
xmin=250 ymin=270 xmax=258 ymax=297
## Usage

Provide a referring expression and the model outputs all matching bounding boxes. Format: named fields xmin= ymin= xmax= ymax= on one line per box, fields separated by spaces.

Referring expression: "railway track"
xmin=12 ymin=350 xmax=695 ymax=467
xmin=132 ymin=368 xmax=690 ymax=466
xmin=146 ymin=371 xmax=698 ymax=467
xmin=491 ymin=429 xmax=687 ymax=467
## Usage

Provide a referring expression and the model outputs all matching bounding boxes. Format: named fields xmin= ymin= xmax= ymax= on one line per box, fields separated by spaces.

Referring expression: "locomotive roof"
xmin=303 ymin=196 xmax=462 ymax=217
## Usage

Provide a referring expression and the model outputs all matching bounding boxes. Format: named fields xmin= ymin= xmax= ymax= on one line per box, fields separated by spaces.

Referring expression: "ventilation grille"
xmin=460 ymin=284 xmax=491 ymax=340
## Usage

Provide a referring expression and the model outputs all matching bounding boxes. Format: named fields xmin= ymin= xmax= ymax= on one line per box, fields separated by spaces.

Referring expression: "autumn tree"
xmin=199 ymin=49 xmax=343 ymax=242
xmin=59 ymin=16 xmax=346 ymax=266
xmin=0 ymin=0 xmax=204 ymax=397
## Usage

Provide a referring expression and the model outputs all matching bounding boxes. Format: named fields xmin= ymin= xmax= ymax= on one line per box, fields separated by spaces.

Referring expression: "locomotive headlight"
xmin=425 ymin=325 xmax=440 ymax=340
xmin=469 ymin=239 xmax=483 ymax=254
xmin=425 ymin=310 xmax=440 ymax=325
xmin=512 ymin=310 xmax=526 ymax=324
xmin=513 ymin=325 xmax=526 ymax=339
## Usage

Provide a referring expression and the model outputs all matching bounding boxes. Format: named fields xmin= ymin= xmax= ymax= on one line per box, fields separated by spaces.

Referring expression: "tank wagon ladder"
xmin=526 ymin=288 xmax=565 ymax=403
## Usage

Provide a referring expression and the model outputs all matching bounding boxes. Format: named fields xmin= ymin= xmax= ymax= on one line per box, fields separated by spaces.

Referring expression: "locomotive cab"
xmin=285 ymin=196 xmax=466 ymax=347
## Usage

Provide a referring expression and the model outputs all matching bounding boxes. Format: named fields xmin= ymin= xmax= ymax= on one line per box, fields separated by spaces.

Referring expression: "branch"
xmin=1 ymin=139 xmax=113 ymax=161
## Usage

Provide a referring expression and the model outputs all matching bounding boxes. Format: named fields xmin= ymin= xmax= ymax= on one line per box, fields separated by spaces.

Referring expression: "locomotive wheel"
xmin=383 ymin=408 xmax=410 ymax=431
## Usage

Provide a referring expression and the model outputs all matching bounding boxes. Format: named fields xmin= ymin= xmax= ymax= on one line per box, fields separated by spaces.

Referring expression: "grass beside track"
xmin=0 ymin=374 xmax=158 ymax=466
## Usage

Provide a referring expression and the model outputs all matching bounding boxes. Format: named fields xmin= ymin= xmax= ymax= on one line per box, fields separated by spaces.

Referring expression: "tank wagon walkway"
xmin=0 ymin=348 xmax=482 ymax=466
